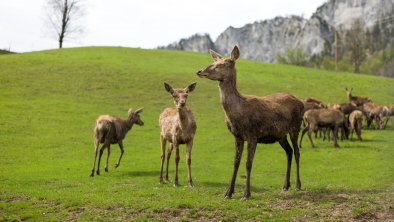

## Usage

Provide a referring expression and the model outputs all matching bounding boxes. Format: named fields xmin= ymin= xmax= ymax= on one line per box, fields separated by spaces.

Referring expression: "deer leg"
xmin=186 ymin=140 xmax=193 ymax=187
xmin=224 ymin=138 xmax=244 ymax=199
xmin=290 ymin=130 xmax=301 ymax=190
xmin=165 ymin=143 xmax=173 ymax=182
xmin=173 ymin=143 xmax=180 ymax=187
xmin=241 ymin=139 xmax=257 ymax=201
xmin=159 ymin=135 xmax=166 ymax=183
xmin=105 ymin=145 xmax=110 ymax=172
xmin=299 ymin=126 xmax=309 ymax=148
xmin=279 ymin=137 xmax=293 ymax=191
xmin=307 ymin=127 xmax=316 ymax=148
xmin=114 ymin=141 xmax=124 ymax=169
xmin=90 ymin=140 xmax=100 ymax=177
xmin=97 ymin=143 xmax=108 ymax=175
xmin=357 ymin=125 xmax=362 ymax=141
xmin=333 ymin=125 xmax=340 ymax=148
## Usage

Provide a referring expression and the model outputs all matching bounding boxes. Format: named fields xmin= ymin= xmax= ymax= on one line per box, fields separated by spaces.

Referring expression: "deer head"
xmin=345 ymin=88 xmax=353 ymax=98
xmin=164 ymin=82 xmax=197 ymax=109
xmin=128 ymin=108 xmax=144 ymax=126
xmin=196 ymin=46 xmax=240 ymax=81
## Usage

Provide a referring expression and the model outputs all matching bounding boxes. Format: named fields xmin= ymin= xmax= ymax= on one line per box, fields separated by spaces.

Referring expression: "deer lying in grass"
xmin=159 ymin=82 xmax=197 ymax=187
xmin=90 ymin=108 xmax=144 ymax=177
xmin=196 ymin=46 xmax=304 ymax=200
xmin=346 ymin=88 xmax=373 ymax=107
xmin=349 ymin=110 xmax=363 ymax=141
xmin=300 ymin=108 xmax=348 ymax=148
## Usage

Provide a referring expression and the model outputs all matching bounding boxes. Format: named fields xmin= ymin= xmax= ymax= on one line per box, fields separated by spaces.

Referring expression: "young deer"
xmin=196 ymin=46 xmax=304 ymax=200
xmin=90 ymin=108 xmax=144 ymax=177
xmin=159 ymin=82 xmax=197 ymax=187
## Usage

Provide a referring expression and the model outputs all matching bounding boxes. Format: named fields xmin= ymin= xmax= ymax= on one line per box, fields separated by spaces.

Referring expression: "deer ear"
xmin=231 ymin=46 xmax=240 ymax=60
xmin=210 ymin=49 xmax=223 ymax=61
xmin=135 ymin=108 xmax=144 ymax=114
xmin=128 ymin=108 xmax=133 ymax=115
xmin=164 ymin=82 xmax=174 ymax=94
xmin=345 ymin=88 xmax=348 ymax=91
xmin=185 ymin=82 xmax=197 ymax=93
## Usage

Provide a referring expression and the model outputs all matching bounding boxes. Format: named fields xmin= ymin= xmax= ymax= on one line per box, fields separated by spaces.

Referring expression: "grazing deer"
xmin=196 ymin=46 xmax=304 ymax=200
xmin=90 ymin=108 xmax=144 ymax=177
xmin=345 ymin=88 xmax=372 ymax=107
xmin=159 ymin=82 xmax=197 ymax=187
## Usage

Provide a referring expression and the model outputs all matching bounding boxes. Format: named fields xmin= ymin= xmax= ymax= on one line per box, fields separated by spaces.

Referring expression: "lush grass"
xmin=0 ymin=47 xmax=393 ymax=221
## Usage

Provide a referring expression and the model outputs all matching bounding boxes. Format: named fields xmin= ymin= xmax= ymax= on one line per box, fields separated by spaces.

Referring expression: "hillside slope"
xmin=0 ymin=47 xmax=393 ymax=221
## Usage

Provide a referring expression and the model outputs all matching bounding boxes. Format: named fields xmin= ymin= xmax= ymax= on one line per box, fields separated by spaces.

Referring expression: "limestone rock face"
xmin=160 ymin=0 xmax=394 ymax=62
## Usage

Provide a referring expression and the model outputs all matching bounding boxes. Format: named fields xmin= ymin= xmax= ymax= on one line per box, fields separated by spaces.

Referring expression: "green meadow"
xmin=0 ymin=47 xmax=393 ymax=221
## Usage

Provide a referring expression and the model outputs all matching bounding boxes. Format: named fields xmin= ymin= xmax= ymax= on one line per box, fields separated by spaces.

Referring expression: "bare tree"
xmin=345 ymin=19 xmax=367 ymax=73
xmin=45 ymin=0 xmax=85 ymax=48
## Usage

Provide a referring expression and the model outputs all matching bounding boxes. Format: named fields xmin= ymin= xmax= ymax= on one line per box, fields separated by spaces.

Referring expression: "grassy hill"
xmin=0 ymin=47 xmax=393 ymax=221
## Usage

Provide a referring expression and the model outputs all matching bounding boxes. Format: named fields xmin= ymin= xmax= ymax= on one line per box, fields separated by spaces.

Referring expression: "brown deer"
xmin=300 ymin=108 xmax=348 ymax=148
xmin=349 ymin=110 xmax=363 ymax=141
xmin=196 ymin=46 xmax=304 ymax=200
xmin=345 ymin=88 xmax=372 ymax=106
xmin=159 ymin=82 xmax=197 ymax=187
xmin=90 ymin=108 xmax=144 ymax=177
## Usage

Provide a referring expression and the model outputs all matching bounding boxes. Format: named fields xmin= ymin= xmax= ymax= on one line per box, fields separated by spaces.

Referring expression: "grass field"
xmin=0 ymin=47 xmax=393 ymax=221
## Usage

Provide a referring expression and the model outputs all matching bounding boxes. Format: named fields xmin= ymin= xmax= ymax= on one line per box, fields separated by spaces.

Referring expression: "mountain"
xmin=159 ymin=0 xmax=394 ymax=63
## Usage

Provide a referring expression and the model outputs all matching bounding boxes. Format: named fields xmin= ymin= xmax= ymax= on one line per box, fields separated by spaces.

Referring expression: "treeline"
xmin=277 ymin=11 xmax=394 ymax=77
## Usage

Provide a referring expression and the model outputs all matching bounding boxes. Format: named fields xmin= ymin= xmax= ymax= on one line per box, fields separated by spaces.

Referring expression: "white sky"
xmin=0 ymin=0 xmax=327 ymax=52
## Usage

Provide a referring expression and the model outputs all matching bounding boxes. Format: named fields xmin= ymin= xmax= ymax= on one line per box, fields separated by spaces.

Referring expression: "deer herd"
xmin=89 ymin=46 xmax=393 ymax=200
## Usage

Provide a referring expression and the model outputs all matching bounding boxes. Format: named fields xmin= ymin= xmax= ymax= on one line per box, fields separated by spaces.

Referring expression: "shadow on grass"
xmin=199 ymin=181 xmax=269 ymax=193
xmin=118 ymin=170 xmax=160 ymax=178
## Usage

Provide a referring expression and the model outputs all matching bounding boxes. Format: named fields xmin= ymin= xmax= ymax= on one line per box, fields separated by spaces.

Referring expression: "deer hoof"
xmin=96 ymin=170 xmax=100 ymax=175
xmin=90 ymin=172 xmax=94 ymax=177
xmin=105 ymin=168 xmax=108 ymax=172
xmin=173 ymin=182 xmax=178 ymax=187
xmin=114 ymin=164 xmax=119 ymax=169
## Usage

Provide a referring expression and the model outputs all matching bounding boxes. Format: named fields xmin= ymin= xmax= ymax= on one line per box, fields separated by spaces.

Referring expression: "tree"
xmin=45 ymin=0 xmax=85 ymax=48
xmin=345 ymin=20 xmax=366 ymax=73
xmin=276 ymin=48 xmax=309 ymax=66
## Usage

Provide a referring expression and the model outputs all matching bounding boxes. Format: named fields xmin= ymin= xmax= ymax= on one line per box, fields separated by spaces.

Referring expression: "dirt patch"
xmin=67 ymin=207 xmax=85 ymax=221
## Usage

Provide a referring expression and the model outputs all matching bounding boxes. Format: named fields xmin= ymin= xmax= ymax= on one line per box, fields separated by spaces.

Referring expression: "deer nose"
xmin=196 ymin=70 xmax=202 ymax=75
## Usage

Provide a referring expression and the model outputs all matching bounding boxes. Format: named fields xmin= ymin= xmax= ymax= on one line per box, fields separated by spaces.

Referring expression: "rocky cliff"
xmin=159 ymin=0 xmax=394 ymax=62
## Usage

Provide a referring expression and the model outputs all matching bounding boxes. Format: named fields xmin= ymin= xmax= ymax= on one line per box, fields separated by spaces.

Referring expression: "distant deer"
xmin=349 ymin=110 xmax=363 ymax=141
xmin=300 ymin=108 xmax=348 ymax=148
xmin=90 ymin=108 xmax=144 ymax=177
xmin=196 ymin=46 xmax=304 ymax=200
xmin=345 ymin=88 xmax=372 ymax=106
xmin=159 ymin=82 xmax=197 ymax=187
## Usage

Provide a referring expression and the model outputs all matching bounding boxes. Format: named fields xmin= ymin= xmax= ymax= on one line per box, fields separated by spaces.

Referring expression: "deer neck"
xmin=218 ymin=69 xmax=244 ymax=112
xmin=125 ymin=117 xmax=134 ymax=131
xmin=177 ymin=107 xmax=190 ymax=129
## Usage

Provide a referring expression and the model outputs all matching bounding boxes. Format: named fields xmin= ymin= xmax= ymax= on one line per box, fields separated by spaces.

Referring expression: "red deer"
xmin=90 ymin=108 xmax=144 ymax=177
xmin=196 ymin=46 xmax=304 ymax=200
xmin=349 ymin=110 xmax=363 ymax=141
xmin=159 ymin=82 xmax=197 ymax=187
xmin=383 ymin=104 xmax=394 ymax=128
xmin=345 ymin=88 xmax=372 ymax=106
xmin=300 ymin=108 xmax=348 ymax=148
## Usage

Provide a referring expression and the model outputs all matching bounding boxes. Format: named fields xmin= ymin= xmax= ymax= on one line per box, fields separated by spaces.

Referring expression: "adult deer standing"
xmin=159 ymin=82 xmax=197 ymax=187
xmin=196 ymin=46 xmax=304 ymax=200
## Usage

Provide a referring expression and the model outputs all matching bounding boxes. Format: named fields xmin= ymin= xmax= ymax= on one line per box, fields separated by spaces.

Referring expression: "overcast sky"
xmin=0 ymin=0 xmax=327 ymax=52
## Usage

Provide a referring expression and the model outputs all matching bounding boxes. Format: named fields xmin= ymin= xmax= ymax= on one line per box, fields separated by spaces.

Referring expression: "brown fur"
xmin=383 ymin=104 xmax=394 ymax=128
xmin=346 ymin=88 xmax=373 ymax=106
xmin=361 ymin=102 xmax=375 ymax=127
xmin=333 ymin=102 xmax=359 ymax=116
xmin=300 ymin=108 xmax=348 ymax=148
xmin=90 ymin=108 xmax=144 ymax=177
xmin=196 ymin=46 xmax=304 ymax=200
xmin=159 ymin=82 xmax=197 ymax=187
xmin=304 ymin=97 xmax=325 ymax=108
xmin=349 ymin=110 xmax=363 ymax=141
xmin=369 ymin=106 xmax=387 ymax=129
